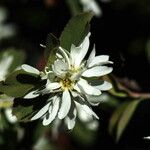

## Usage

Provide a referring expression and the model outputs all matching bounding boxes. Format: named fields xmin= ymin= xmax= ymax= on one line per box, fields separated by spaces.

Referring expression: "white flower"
xmin=80 ymin=0 xmax=102 ymax=17
xmin=23 ymin=33 xmax=113 ymax=130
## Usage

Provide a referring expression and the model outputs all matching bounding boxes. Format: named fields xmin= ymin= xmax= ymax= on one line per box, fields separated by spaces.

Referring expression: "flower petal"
xmin=43 ymin=97 xmax=60 ymax=126
xmin=95 ymin=81 xmax=112 ymax=91
xmin=86 ymin=46 xmax=96 ymax=67
xmin=82 ymin=66 xmax=113 ymax=77
xmin=58 ymin=47 xmax=70 ymax=67
xmin=58 ymin=90 xmax=71 ymax=119
xmin=75 ymin=101 xmax=99 ymax=119
xmin=77 ymin=78 xmax=101 ymax=95
xmin=21 ymin=64 xmax=40 ymax=75
xmin=65 ymin=103 xmax=77 ymax=130
xmin=46 ymin=80 xmax=61 ymax=91
xmin=86 ymin=95 xmax=102 ymax=106
xmin=71 ymin=33 xmax=90 ymax=67
xmin=88 ymin=55 xmax=110 ymax=67
xmin=24 ymin=90 xmax=39 ymax=99
xmin=31 ymin=102 xmax=50 ymax=121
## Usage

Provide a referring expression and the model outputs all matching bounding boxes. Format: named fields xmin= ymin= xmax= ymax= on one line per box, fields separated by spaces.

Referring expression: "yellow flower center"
xmin=60 ymin=78 xmax=74 ymax=90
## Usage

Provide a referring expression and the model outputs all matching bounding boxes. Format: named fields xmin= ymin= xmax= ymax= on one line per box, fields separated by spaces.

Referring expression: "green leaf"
xmin=60 ymin=12 xmax=93 ymax=51
xmin=12 ymin=95 xmax=49 ymax=122
xmin=109 ymin=102 xmax=129 ymax=135
xmin=0 ymin=69 xmax=41 ymax=98
xmin=109 ymin=100 xmax=140 ymax=142
xmin=116 ymin=100 xmax=140 ymax=142
xmin=45 ymin=33 xmax=59 ymax=68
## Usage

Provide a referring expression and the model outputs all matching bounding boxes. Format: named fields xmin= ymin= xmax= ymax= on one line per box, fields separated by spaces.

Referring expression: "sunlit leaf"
xmin=60 ymin=12 xmax=93 ymax=51
xmin=12 ymin=95 xmax=48 ymax=122
xmin=116 ymin=100 xmax=140 ymax=141
xmin=109 ymin=100 xmax=140 ymax=142
xmin=0 ymin=69 xmax=41 ymax=98
xmin=109 ymin=102 xmax=129 ymax=135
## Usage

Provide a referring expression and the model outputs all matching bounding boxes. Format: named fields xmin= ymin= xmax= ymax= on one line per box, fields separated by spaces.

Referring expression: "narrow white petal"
xmin=87 ymin=46 xmax=96 ymax=67
xmin=31 ymin=103 xmax=50 ymax=120
xmin=95 ymin=81 xmax=112 ymax=91
xmin=74 ymin=33 xmax=90 ymax=67
xmin=21 ymin=64 xmax=40 ymax=75
xmin=70 ymin=44 xmax=80 ymax=65
xmin=43 ymin=97 xmax=60 ymax=126
xmin=58 ymin=46 xmax=70 ymax=67
xmin=46 ymin=81 xmax=60 ymax=91
xmin=74 ymin=85 xmax=82 ymax=94
xmin=82 ymin=66 xmax=113 ymax=77
xmin=24 ymin=90 xmax=39 ymax=99
xmin=82 ymin=104 xmax=99 ymax=119
xmin=77 ymin=78 xmax=101 ymax=95
xmin=65 ymin=107 xmax=77 ymax=130
xmin=88 ymin=55 xmax=109 ymax=67
xmin=58 ymin=90 xmax=71 ymax=119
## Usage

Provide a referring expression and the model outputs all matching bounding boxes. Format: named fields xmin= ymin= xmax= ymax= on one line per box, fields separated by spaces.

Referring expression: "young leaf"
xmin=44 ymin=33 xmax=59 ymax=67
xmin=60 ymin=12 xmax=93 ymax=51
xmin=116 ymin=100 xmax=140 ymax=142
xmin=0 ymin=69 xmax=41 ymax=98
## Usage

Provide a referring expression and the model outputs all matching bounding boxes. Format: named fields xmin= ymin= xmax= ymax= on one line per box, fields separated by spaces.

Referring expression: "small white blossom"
xmin=23 ymin=33 xmax=113 ymax=130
